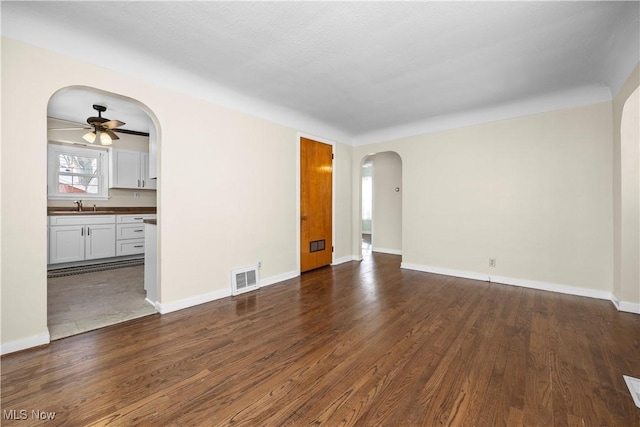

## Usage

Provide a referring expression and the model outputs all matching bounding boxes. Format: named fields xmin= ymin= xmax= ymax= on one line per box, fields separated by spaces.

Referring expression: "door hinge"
xmin=332 ymin=246 xmax=334 ymax=252
xmin=332 ymin=153 xmax=334 ymax=160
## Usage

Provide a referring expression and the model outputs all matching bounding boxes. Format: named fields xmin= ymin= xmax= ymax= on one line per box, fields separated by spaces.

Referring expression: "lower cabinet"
xmin=49 ymin=216 xmax=116 ymax=264
xmin=48 ymin=213 xmax=156 ymax=265
xmin=116 ymin=214 xmax=156 ymax=256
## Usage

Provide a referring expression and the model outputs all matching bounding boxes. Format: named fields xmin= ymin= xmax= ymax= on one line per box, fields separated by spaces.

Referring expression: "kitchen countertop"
xmin=48 ymin=207 xmax=157 ymax=216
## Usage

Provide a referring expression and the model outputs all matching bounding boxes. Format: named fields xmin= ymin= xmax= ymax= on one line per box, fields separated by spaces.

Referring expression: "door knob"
xmin=301 ymin=215 xmax=308 ymax=221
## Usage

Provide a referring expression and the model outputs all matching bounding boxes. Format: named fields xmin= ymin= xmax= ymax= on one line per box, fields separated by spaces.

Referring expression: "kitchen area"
xmin=46 ymin=89 xmax=158 ymax=340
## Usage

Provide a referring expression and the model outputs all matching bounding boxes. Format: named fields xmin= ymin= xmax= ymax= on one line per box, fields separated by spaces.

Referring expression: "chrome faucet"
xmin=73 ymin=200 xmax=83 ymax=212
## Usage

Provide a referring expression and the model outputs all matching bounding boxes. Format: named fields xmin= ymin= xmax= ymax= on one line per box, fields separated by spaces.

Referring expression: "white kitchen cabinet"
xmin=148 ymin=120 xmax=157 ymax=179
xmin=115 ymin=214 xmax=156 ymax=256
xmin=49 ymin=215 xmax=116 ymax=264
xmin=144 ymin=222 xmax=157 ymax=303
xmin=109 ymin=148 xmax=156 ymax=190
xmin=48 ymin=225 xmax=85 ymax=264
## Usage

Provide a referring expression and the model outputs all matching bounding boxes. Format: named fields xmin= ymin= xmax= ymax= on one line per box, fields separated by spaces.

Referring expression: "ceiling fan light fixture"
xmin=83 ymin=131 xmax=96 ymax=143
xmin=100 ymin=131 xmax=112 ymax=145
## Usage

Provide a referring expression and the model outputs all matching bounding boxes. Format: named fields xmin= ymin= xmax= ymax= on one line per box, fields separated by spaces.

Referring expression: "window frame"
xmin=47 ymin=144 xmax=109 ymax=200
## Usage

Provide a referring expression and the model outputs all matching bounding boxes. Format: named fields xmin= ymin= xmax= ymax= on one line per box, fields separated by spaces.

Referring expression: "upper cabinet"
xmin=148 ymin=119 xmax=157 ymax=179
xmin=109 ymin=148 xmax=157 ymax=190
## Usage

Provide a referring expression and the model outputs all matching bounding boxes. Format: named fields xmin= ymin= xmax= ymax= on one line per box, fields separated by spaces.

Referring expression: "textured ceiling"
xmin=3 ymin=1 xmax=639 ymax=144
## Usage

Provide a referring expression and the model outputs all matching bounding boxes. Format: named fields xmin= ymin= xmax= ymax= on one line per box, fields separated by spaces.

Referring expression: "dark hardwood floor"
xmin=2 ymin=253 xmax=639 ymax=426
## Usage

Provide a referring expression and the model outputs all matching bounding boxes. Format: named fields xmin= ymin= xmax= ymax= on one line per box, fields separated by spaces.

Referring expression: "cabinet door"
xmin=148 ymin=120 xmax=157 ymax=179
xmin=116 ymin=239 xmax=145 ymax=256
xmin=110 ymin=149 xmax=140 ymax=189
xmin=85 ymin=224 xmax=116 ymax=260
xmin=140 ymin=153 xmax=157 ymax=190
xmin=49 ymin=225 xmax=85 ymax=264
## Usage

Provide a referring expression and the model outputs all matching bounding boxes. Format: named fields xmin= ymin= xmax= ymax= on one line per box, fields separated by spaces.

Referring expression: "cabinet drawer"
xmin=117 ymin=223 xmax=146 ymax=240
xmin=49 ymin=215 xmax=116 ymax=226
xmin=116 ymin=239 xmax=145 ymax=256
xmin=117 ymin=214 xmax=156 ymax=224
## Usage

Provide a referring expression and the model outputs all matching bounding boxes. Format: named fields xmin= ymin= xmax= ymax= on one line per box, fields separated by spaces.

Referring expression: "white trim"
xmin=296 ymin=132 xmax=337 ymax=272
xmin=373 ymin=247 xmax=402 ymax=256
xmin=400 ymin=262 xmax=614 ymax=302
xmin=157 ymin=269 xmax=302 ymax=314
xmin=260 ymin=270 xmax=299 ymax=287
xmin=332 ymin=255 xmax=358 ymax=265
xmin=352 ymin=85 xmax=612 ymax=146
xmin=157 ymin=288 xmax=231 ymax=314
xmin=490 ymin=274 xmax=611 ymax=301
xmin=144 ymin=297 xmax=157 ymax=310
xmin=1 ymin=331 xmax=50 ymax=355
xmin=612 ymin=294 xmax=640 ymax=314
xmin=401 ymin=262 xmax=489 ymax=282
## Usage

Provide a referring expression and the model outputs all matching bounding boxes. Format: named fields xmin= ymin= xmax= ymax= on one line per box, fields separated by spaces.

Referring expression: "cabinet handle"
xmin=134 ymin=217 xmax=143 ymax=220
xmin=133 ymin=245 xmax=144 ymax=248
xmin=142 ymin=180 xmax=145 ymax=188
xmin=138 ymin=179 xmax=141 ymax=188
xmin=134 ymin=229 xmax=144 ymax=232
xmin=87 ymin=227 xmax=90 ymax=236
xmin=81 ymin=227 xmax=84 ymax=236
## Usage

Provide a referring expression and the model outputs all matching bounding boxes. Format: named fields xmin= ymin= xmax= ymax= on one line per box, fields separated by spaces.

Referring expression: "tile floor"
xmin=48 ymin=265 xmax=157 ymax=340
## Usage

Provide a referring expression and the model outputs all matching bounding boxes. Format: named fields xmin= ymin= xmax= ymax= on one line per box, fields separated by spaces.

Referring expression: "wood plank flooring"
xmin=2 ymin=253 xmax=639 ymax=426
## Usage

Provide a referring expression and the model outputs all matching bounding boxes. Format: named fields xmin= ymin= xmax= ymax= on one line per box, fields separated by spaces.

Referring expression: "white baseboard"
xmin=332 ymin=255 xmax=360 ymax=265
xmin=157 ymin=270 xmax=301 ymax=314
xmin=260 ymin=270 xmax=298 ymax=287
xmin=612 ymin=294 xmax=640 ymax=314
xmin=373 ymin=247 xmax=402 ymax=256
xmin=401 ymin=262 xmax=489 ymax=282
xmin=157 ymin=288 xmax=231 ymax=314
xmin=400 ymin=262 xmax=614 ymax=302
xmin=1 ymin=331 xmax=50 ymax=355
xmin=490 ymin=274 xmax=612 ymax=301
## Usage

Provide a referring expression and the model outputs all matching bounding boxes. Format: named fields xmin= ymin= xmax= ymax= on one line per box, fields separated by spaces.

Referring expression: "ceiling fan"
xmin=49 ymin=104 xmax=126 ymax=145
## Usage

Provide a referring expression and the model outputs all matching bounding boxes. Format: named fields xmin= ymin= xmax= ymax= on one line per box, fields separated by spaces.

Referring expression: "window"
xmin=48 ymin=144 xmax=109 ymax=200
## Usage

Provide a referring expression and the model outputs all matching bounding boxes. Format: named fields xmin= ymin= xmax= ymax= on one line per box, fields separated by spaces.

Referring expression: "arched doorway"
xmin=618 ymin=86 xmax=640 ymax=309
xmin=46 ymin=86 xmax=160 ymax=340
xmin=359 ymin=152 xmax=403 ymax=259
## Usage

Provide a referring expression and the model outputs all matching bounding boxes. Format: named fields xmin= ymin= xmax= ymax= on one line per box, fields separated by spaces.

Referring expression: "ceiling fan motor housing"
xmin=87 ymin=104 xmax=109 ymax=125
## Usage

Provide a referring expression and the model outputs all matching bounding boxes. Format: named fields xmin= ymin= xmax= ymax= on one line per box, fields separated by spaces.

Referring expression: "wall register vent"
xmin=624 ymin=375 xmax=640 ymax=409
xmin=231 ymin=265 xmax=259 ymax=296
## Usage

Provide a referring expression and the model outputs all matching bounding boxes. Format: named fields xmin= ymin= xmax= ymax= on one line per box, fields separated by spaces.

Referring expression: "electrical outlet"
xmin=489 ymin=258 xmax=496 ymax=268
xmin=257 ymin=261 xmax=262 ymax=269
xmin=134 ymin=192 xmax=140 ymax=198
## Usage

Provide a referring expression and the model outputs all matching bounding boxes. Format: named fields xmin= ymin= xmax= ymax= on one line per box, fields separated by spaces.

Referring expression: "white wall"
xmin=620 ymin=87 xmax=640 ymax=307
xmin=353 ymin=102 xmax=614 ymax=294
xmin=613 ymin=63 xmax=640 ymax=312
xmin=612 ymin=61 xmax=640 ymax=312
xmin=0 ymin=38 xmax=352 ymax=352
xmin=370 ymin=152 xmax=402 ymax=254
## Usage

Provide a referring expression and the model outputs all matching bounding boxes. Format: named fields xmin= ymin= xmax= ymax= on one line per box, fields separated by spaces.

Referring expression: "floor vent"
xmin=624 ymin=375 xmax=640 ymax=409
xmin=48 ymin=258 xmax=144 ymax=278
xmin=231 ymin=266 xmax=259 ymax=296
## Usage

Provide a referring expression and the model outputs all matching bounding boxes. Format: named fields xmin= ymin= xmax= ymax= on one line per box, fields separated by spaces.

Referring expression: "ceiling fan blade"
xmin=48 ymin=126 xmax=92 ymax=131
xmin=105 ymin=130 xmax=120 ymax=140
xmin=102 ymin=120 xmax=125 ymax=129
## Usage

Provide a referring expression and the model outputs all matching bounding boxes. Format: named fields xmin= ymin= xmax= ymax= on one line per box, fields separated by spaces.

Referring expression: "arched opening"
xmin=618 ymin=86 xmax=640 ymax=308
xmin=359 ymin=151 xmax=403 ymax=260
xmin=46 ymin=86 xmax=161 ymax=340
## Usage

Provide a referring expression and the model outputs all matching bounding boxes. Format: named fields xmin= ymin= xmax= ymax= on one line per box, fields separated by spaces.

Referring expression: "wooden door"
xmin=300 ymin=137 xmax=333 ymax=272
